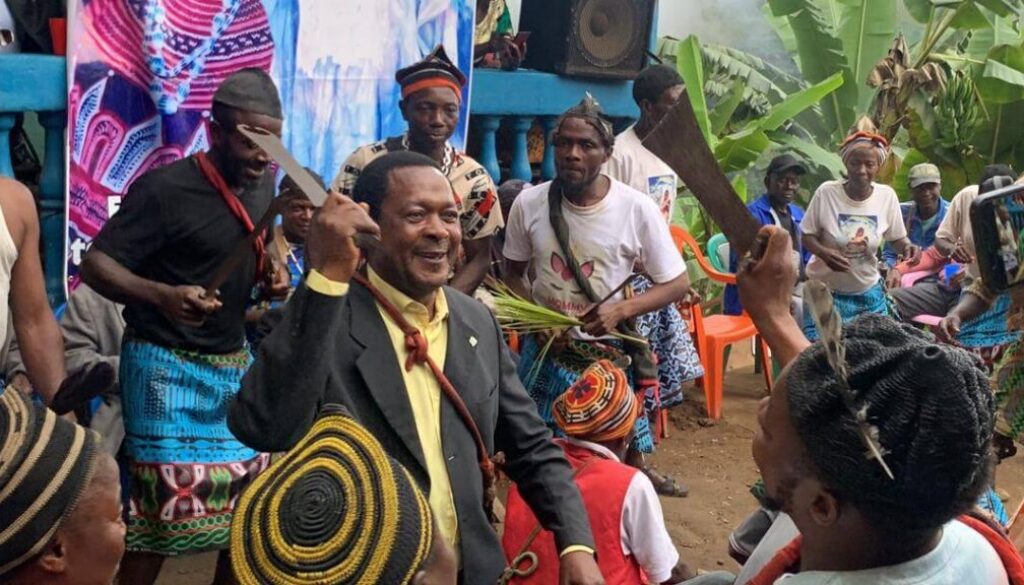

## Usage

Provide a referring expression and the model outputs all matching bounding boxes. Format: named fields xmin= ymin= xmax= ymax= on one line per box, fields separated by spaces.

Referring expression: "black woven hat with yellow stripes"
xmin=0 ymin=388 xmax=100 ymax=576
xmin=231 ymin=404 xmax=434 ymax=584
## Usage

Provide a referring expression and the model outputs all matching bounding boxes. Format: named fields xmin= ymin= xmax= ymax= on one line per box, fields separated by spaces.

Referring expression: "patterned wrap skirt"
xmin=957 ymin=292 xmax=1021 ymax=372
xmin=633 ymin=275 xmax=704 ymax=409
xmin=802 ymin=280 xmax=897 ymax=341
xmin=119 ymin=338 xmax=269 ymax=556
xmin=517 ymin=335 xmax=656 ymax=453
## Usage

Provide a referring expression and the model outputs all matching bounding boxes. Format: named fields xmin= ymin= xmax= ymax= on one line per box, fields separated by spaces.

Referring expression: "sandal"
xmin=645 ymin=468 xmax=689 ymax=498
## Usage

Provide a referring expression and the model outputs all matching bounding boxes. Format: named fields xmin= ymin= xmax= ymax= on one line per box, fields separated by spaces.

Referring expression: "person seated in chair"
xmin=724 ymin=154 xmax=811 ymax=319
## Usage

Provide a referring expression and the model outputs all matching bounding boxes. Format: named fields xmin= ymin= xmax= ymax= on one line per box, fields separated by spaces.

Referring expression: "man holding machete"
xmin=332 ymin=45 xmax=502 ymax=296
xmin=80 ymin=68 xmax=286 ymax=585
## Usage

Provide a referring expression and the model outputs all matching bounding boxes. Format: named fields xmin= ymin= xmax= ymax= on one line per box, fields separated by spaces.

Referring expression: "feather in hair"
xmin=803 ymin=280 xmax=895 ymax=480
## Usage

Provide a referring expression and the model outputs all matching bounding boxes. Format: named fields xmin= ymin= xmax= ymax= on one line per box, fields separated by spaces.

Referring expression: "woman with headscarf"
xmin=799 ymin=124 xmax=918 ymax=340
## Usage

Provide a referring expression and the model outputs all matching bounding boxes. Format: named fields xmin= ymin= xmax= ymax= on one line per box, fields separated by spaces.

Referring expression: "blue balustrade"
xmin=469 ymin=68 xmax=639 ymax=183
xmin=0 ymin=55 xmax=68 ymax=306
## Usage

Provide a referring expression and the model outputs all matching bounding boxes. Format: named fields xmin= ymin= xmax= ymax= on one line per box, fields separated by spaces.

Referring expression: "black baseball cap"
xmin=766 ymin=154 xmax=808 ymax=177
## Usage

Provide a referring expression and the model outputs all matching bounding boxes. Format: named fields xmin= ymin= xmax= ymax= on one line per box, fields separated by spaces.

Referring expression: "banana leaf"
xmin=769 ymin=132 xmax=846 ymax=176
xmin=765 ymin=0 xmax=850 ymax=136
xmin=710 ymin=82 xmax=748 ymax=136
xmin=714 ymin=128 xmax=773 ymax=173
xmin=836 ymin=0 xmax=900 ymax=113
xmin=978 ymin=42 xmax=1024 ymax=103
xmin=675 ymin=35 xmax=714 ymax=147
xmin=753 ymin=72 xmax=845 ymax=132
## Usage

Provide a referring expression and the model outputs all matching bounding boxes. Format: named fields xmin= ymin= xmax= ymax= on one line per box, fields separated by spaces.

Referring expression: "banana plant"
xmin=664 ymin=34 xmax=845 ymax=246
xmin=672 ymin=34 xmax=845 ymax=177
xmin=766 ymin=0 xmax=899 ymax=140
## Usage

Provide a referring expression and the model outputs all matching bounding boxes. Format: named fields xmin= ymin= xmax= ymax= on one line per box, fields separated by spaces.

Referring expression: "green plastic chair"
xmin=703 ymin=232 xmax=782 ymax=379
xmin=706 ymin=233 xmax=731 ymax=273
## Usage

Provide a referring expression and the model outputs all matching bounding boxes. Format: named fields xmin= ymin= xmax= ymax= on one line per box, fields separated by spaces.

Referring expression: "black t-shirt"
xmin=775 ymin=208 xmax=800 ymax=252
xmin=91 ymin=156 xmax=273 ymax=353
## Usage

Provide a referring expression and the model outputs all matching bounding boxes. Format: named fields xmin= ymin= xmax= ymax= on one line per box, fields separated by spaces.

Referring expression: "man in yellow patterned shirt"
xmin=332 ymin=45 xmax=502 ymax=296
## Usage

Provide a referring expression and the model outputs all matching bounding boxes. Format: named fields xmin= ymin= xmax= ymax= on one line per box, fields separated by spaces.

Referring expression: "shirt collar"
xmin=367 ymin=266 xmax=449 ymax=326
xmin=563 ymin=437 xmax=621 ymax=462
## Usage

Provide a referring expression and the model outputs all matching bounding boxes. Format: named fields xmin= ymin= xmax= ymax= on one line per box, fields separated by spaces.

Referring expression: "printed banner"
xmin=65 ymin=0 xmax=474 ymax=289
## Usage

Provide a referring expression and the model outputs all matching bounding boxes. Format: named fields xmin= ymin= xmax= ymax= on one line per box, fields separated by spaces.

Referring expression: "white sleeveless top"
xmin=0 ymin=200 xmax=20 ymax=349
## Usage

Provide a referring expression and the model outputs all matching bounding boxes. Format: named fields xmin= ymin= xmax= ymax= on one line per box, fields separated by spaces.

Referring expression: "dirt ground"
xmin=157 ymin=349 xmax=1024 ymax=583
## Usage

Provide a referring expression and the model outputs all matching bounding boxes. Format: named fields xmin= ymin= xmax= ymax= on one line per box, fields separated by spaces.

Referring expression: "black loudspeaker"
xmin=519 ymin=0 xmax=656 ymax=80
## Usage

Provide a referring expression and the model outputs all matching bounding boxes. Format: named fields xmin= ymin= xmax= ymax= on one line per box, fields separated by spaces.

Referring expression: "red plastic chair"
xmin=671 ymin=226 xmax=773 ymax=420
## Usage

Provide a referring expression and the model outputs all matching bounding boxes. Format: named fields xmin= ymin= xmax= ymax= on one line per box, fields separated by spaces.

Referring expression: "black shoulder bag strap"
xmin=546 ymin=180 xmax=660 ymax=393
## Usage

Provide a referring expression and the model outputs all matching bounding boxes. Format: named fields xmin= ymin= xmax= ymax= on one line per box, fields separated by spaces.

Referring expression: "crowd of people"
xmin=1 ymin=21 xmax=1024 ymax=585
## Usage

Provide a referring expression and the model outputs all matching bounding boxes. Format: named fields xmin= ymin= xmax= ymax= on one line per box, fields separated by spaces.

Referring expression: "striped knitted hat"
xmin=840 ymin=130 xmax=890 ymax=166
xmin=396 ymin=44 xmax=467 ymax=101
xmin=553 ymin=360 xmax=641 ymax=442
xmin=231 ymin=405 xmax=434 ymax=585
xmin=0 ymin=388 xmax=100 ymax=577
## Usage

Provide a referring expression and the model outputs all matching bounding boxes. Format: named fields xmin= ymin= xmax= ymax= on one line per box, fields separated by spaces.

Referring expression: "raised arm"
xmin=231 ymin=191 xmax=379 ymax=451
xmin=740 ymin=226 xmax=811 ymax=367
xmin=1 ymin=179 xmax=64 ymax=402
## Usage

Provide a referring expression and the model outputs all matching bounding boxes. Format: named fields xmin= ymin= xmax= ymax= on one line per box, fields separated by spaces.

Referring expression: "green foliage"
xmin=766 ymin=0 xmax=899 ymax=139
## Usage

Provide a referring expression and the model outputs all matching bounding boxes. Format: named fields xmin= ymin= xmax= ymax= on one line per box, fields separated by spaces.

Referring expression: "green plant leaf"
xmin=710 ymin=82 xmax=747 ymax=136
xmin=676 ymin=34 xmax=714 ymax=147
xmin=950 ymin=2 xmax=994 ymax=28
xmin=769 ymin=132 xmax=846 ymax=175
xmin=978 ymin=42 xmax=1024 ymax=103
xmin=767 ymin=0 xmax=851 ymax=136
xmin=731 ymin=175 xmax=750 ymax=203
xmin=715 ymin=128 xmax=773 ymax=173
xmin=836 ymin=0 xmax=901 ymax=113
xmin=754 ymin=72 xmax=845 ymax=131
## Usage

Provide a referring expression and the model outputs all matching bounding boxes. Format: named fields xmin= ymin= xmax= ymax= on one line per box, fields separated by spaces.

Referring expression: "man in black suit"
xmin=230 ymin=151 xmax=603 ymax=584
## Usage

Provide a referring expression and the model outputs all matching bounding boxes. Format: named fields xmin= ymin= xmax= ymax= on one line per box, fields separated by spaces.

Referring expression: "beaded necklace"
xmin=142 ymin=0 xmax=242 ymax=113
xmin=402 ymin=133 xmax=455 ymax=176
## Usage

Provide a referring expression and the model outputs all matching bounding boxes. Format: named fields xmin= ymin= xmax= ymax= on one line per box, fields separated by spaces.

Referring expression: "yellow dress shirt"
xmin=307 ymin=268 xmax=457 ymax=548
xmin=305 ymin=269 xmax=593 ymax=560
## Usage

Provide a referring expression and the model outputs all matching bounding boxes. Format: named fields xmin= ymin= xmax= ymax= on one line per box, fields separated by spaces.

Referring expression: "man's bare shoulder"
xmin=0 ymin=177 xmax=36 ymax=247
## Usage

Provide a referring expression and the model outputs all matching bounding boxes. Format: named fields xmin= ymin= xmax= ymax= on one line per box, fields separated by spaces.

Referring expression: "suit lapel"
xmin=349 ymin=283 xmax=428 ymax=474
xmin=443 ymin=290 xmax=482 ymax=404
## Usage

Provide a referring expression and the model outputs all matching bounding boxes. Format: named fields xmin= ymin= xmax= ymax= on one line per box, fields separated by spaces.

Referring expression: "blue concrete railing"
xmin=0 ymin=55 xmax=67 ymax=307
xmin=468 ymin=68 xmax=638 ymax=183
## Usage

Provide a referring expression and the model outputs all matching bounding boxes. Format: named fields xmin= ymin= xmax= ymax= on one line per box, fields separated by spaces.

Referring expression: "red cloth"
xmin=194 ymin=151 xmax=266 ymax=274
xmin=502 ymin=440 xmax=646 ymax=584
xmin=748 ymin=515 xmax=1024 ymax=585
xmin=893 ymin=245 xmax=948 ymax=276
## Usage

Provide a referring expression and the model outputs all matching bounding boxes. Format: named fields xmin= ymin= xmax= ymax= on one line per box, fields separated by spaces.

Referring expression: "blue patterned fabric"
xmin=518 ymin=335 xmax=655 ymax=454
xmin=958 ymin=292 xmax=1021 ymax=349
xmin=120 ymin=338 xmax=258 ymax=464
xmin=802 ymin=280 xmax=896 ymax=341
xmin=633 ymin=275 xmax=704 ymax=408
xmin=978 ymin=487 xmax=1010 ymax=527
xmin=119 ymin=337 xmax=268 ymax=556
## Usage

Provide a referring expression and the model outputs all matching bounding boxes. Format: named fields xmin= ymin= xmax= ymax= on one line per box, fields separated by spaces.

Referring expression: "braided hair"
xmin=786 ymin=314 xmax=994 ymax=534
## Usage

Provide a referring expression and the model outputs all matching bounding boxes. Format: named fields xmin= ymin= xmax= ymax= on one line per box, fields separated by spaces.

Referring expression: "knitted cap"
xmin=788 ymin=314 xmax=993 ymax=531
xmin=553 ymin=360 xmax=640 ymax=442
xmin=0 ymin=389 xmax=100 ymax=576
xmin=212 ymin=68 xmax=283 ymax=119
xmin=231 ymin=405 xmax=433 ymax=585
xmin=396 ymin=45 xmax=466 ymax=100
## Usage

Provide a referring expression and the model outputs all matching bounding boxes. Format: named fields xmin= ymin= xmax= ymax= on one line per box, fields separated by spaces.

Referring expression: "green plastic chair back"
xmin=706 ymin=233 xmax=731 ymax=273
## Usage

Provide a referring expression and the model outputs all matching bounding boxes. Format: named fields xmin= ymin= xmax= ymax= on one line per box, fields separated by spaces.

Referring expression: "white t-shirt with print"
xmin=802 ymin=181 xmax=906 ymax=294
xmin=503 ymin=177 xmax=686 ymax=321
xmin=773 ymin=520 xmax=1008 ymax=585
xmin=602 ymin=126 xmax=679 ymax=222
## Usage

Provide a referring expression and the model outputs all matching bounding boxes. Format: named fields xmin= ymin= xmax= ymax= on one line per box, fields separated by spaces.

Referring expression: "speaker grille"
xmin=574 ymin=0 xmax=641 ymax=68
